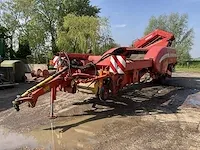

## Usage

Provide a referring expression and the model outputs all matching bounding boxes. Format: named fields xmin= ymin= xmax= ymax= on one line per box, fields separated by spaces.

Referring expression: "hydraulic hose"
xmin=12 ymin=48 xmax=125 ymax=111
xmin=22 ymin=66 xmax=69 ymax=97
xmin=94 ymin=47 xmax=125 ymax=65
xmin=12 ymin=66 xmax=69 ymax=111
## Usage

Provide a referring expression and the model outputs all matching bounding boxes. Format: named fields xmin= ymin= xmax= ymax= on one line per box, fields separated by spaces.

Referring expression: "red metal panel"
xmin=12 ymin=29 xmax=179 ymax=113
xmin=125 ymin=59 xmax=153 ymax=71
xmin=96 ymin=58 xmax=110 ymax=66
xmin=144 ymin=46 xmax=177 ymax=74
xmin=88 ymin=56 xmax=102 ymax=64
xmin=125 ymin=47 xmax=148 ymax=51
xmin=133 ymin=29 xmax=174 ymax=49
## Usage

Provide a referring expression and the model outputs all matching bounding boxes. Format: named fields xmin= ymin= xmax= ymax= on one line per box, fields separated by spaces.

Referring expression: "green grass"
xmin=175 ymin=67 xmax=200 ymax=73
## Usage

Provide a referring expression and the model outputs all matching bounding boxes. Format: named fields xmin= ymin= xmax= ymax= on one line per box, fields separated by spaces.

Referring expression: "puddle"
xmin=27 ymin=116 xmax=106 ymax=150
xmin=184 ymin=93 xmax=200 ymax=108
xmin=188 ymin=99 xmax=200 ymax=107
xmin=0 ymin=128 xmax=41 ymax=150
xmin=0 ymin=115 xmax=107 ymax=150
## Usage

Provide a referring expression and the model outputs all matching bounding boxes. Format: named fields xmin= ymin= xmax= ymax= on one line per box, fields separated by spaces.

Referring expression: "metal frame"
xmin=12 ymin=29 xmax=178 ymax=118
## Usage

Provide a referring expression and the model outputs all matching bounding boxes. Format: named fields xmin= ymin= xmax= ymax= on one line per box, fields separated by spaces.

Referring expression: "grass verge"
xmin=175 ymin=67 xmax=200 ymax=73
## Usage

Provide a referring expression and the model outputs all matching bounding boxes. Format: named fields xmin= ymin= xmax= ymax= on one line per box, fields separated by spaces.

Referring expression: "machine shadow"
xmin=44 ymin=76 xmax=200 ymax=133
xmin=164 ymin=76 xmax=200 ymax=89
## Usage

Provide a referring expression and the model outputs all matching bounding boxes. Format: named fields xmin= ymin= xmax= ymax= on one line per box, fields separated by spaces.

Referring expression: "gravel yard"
xmin=0 ymin=72 xmax=200 ymax=150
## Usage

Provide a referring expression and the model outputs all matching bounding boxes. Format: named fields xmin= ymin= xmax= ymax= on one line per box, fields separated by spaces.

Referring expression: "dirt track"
xmin=0 ymin=72 xmax=200 ymax=150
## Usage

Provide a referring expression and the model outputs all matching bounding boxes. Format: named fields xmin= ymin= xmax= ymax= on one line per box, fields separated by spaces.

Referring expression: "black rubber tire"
xmin=98 ymin=86 xmax=109 ymax=101
xmin=152 ymin=76 xmax=166 ymax=84
xmin=72 ymin=85 xmax=77 ymax=93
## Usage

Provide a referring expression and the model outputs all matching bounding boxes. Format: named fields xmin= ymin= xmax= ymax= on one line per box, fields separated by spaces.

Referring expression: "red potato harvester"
xmin=12 ymin=29 xmax=177 ymax=118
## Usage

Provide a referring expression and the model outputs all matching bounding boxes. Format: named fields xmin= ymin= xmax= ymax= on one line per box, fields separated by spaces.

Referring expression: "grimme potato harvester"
xmin=12 ymin=29 xmax=177 ymax=117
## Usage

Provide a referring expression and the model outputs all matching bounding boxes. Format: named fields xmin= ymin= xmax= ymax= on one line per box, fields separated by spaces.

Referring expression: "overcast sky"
xmin=91 ymin=0 xmax=200 ymax=58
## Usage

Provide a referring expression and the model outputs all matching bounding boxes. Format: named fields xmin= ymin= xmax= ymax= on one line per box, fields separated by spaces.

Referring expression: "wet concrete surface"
xmin=0 ymin=83 xmax=36 ymax=112
xmin=0 ymin=72 xmax=200 ymax=149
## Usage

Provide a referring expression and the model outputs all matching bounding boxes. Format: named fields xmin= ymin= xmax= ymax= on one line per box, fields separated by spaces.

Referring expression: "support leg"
xmin=50 ymin=87 xmax=57 ymax=119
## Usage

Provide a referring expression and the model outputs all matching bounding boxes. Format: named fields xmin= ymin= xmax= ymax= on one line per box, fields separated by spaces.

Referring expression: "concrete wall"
xmin=24 ymin=64 xmax=48 ymax=73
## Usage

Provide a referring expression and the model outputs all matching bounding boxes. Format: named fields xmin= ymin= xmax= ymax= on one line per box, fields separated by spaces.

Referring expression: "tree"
xmin=0 ymin=1 xmax=20 ymax=37
xmin=0 ymin=25 xmax=16 ymax=59
xmin=58 ymin=0 xmax=100 ymax=27
xmin=144 ymin=13 xmax=194 ymax=64
xmin=57 ymin=14 xmax=116 ymax=54
xmin=97 ymin=37 xmax=120 ymax=54
xmin=0 ymin=26 xmax=8 ymax=58
xmin=16 ymin=36 xmax=31 ymax=59
xmin=0 ymin=0 xmax=100 ymax=55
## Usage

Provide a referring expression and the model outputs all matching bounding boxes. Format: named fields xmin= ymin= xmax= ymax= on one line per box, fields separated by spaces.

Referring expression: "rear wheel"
xmin=152 ymin=75 xmax=166 ymax=84
xmin=96 ymin=78 xmax=112 ymax=101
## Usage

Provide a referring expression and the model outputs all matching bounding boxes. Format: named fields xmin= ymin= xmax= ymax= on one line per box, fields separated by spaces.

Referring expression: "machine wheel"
xmin=72 ymin=85 xmax=77 ymax=93
xmin=22 ymin=75 xmax=27 ymax=82
xmin=37 ymin=69 xmax=42 ymax=77
xmin=71 ymin=80 xmax=77 ymax=93
xmin=152 ymin=75 xmax=166 ymax=84
xmin=98 ymin=86 xmax=109 ymax=101
xmin=43 ymin=70 xmax=50 ymax=78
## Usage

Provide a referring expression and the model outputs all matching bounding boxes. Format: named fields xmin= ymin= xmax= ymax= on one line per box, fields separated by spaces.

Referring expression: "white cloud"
xmin=114 ymin=24 xmax=127 ymax=28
